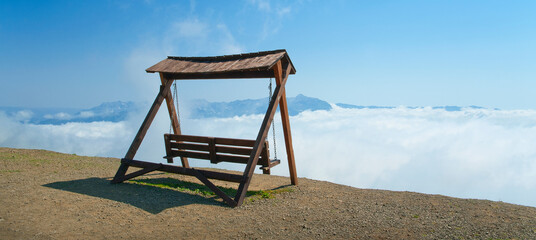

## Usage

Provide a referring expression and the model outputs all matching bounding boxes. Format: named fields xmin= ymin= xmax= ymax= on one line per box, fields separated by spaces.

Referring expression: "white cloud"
xmin=277 ymin=6 xmax=291 ymax=17
xmin=289 ymin=106 xmax=536 ymax=207
xmin=78 ymin=111 xmax=95 ymax=118
xmin=170 ymin=18 xmax=208 ymax=39
xmin=2 ymin=106 xmax=536 ymax=207
xmin=12 ymin=110 xmax=33 ymax=123
xmin=216 ymin=24 xmax=244 ymax=54
xmin=0 ymin=112 xmax=132 ymax=157
xmin=246 ymin=0 xmax=296 ymax=41
xmin=44 ymin=112 xmax=73 ymax=120
xmin=123 ymin=16 xmax=245 ymax=102
xmin=248 ymin=0 xmax=271 ymax=12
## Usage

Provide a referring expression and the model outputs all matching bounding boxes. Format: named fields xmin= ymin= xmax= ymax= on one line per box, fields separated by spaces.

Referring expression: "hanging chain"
xmin=169 ymin=81 xmax=181 ymax=133
xmin=269 ymin=78 xmax=278 ymax=160
xmin=174 ymin=81 xmax=181 ymax=127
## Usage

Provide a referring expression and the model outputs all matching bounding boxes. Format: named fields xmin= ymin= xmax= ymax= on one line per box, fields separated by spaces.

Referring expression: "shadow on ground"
xmin=43 ymin=176 xmax=225 ymax=214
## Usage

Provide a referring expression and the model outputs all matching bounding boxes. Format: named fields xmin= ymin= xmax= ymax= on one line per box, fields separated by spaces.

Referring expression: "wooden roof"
xmin=146 ymin=49 xmax=296 ymax=80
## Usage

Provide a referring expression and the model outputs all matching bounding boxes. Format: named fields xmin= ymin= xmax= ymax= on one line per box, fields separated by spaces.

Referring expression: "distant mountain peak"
xmin=188 ymin=94 xmax=332 ymax=118
xmin=1 ymin=96 xmax=495 ymax=125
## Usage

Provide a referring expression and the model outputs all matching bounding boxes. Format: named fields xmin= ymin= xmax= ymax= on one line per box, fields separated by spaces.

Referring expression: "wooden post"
xmin=112 ymin=79 xmax=173 ymax=183
xmin=234 ymin=60 xmax=292 ymax=206
xmin=159 ymin=73 xmax=189 ymax=168
xmin=273 ymin=61 xmax=298 ymax=185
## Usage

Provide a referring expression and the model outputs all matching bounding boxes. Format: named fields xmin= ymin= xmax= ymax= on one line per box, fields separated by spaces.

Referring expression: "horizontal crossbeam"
xmin=118 ymin=159 xmax=244 ymax=183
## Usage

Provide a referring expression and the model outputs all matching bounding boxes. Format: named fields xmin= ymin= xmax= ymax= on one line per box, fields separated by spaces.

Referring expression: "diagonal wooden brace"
xmin=234 ymin=60 xmax=292 ymax=206
xmin=112 ymin=79 xmax=173 ymax=184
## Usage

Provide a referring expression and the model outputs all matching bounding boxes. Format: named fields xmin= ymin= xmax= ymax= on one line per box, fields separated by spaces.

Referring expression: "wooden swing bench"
xmin=111 ymin=49 xmax=297 ymax=207
xmin=164 ymin=134 xmax=280 ymax=174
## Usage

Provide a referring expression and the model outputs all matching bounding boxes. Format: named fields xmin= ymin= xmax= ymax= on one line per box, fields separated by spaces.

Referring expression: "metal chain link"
xmin=174 ymin=81 xmax=181 ymax=126
xmin=169 ymin=81 xmax=181 ymax=134
xmin=269 ymin=78 xmax=278 ymax=160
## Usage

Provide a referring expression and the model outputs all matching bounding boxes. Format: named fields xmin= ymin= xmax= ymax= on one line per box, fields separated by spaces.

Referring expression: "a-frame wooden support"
xmin=111 ymin=54 xmax=297 ymax=207
xmin=159 ymin=73 xmax=189 ymax=168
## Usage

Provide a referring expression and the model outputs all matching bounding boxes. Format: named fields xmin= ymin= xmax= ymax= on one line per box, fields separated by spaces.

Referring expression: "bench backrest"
xmin=164 ymin=134 xmax=270 ymax=165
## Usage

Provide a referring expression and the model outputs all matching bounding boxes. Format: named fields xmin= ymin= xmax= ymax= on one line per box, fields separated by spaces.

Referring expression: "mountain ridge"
xmin=1 ymin=94 xmax=489 ymax=125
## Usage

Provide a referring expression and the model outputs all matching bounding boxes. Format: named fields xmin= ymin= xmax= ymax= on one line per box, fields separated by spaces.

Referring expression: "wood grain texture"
xmin=112 ymin=80 xmax=172 ymax=183
xmin=159 ymin=73 xmax=189 ymax=167
xmin=274 ymin=62 xmax=298 ymax=185
xmin=146 ymin=50 xmax=296 ymax=78
xmin=234 ymin=60 xmax=291 ymax=206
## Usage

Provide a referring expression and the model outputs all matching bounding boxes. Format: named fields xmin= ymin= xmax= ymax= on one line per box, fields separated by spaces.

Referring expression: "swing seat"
xmin=164 ymin=134 xmax=280 ymax=174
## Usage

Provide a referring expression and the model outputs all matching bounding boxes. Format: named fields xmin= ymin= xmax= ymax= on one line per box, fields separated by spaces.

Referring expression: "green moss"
xmin=128 ymin=178 xmax=230 ymax=196
xmin=128 ymin=177 xmax=294 ymax=203
xmin=247 ymin=187 xmax=294 ymax=202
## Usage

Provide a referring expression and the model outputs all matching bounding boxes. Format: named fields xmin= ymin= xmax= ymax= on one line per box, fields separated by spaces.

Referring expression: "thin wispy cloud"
xmin=246 ymin=0 xmax=296 ymax=41
xmin=172 ymin=18 xmax=208 ymax=38
xmin=123 ymin=10 xmax=245 ymax=102
xmin=162 ymin=18 xmax=244 ymax=56
xmin=248 ymin=0 xmax=272 ymax=12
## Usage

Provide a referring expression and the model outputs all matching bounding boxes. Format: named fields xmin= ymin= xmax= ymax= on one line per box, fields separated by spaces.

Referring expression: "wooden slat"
xmin=216 ymin=154 xmax=251 ymax=164
xmin=166 ymin=134 xmax=257 ymax=147
xmin=170 ymin=142 xmax=209 ymax=152
xmin=215 ymin=137 xmax=256 ymax=147
xmin=170 ymin=143 xmax=253 ymax=157
xmin=168 ymin=150 xmax=264 ymax=165
xmin=260 ymin=159 xmax=280 ymax=171
xmin=170 ymin=150 xmax=211 ymax=160
xmin=166 ymin=134 xmax=212 ymax=143
xmin=215 ymin=146 xmax=252 ymax=156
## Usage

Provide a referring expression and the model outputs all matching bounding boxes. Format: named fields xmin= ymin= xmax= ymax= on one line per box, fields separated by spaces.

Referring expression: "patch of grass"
xmin=0 ymin=169 xmax=22 ymax=173
xmin=128 ymin=178 xmax=223 ymax=196
xmin=0 ymin=153 xmax=19 ymax=162
xmin=29 ymin=158 xmax=52 ymax=166
xmin=247 ymin=187 xmax=294 ymax=203
xmin=128 ymin=177 xmax=294 ymax=203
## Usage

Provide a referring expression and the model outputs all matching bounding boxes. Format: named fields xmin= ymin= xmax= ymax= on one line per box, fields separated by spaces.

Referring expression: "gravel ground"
xmin=1 ymin=147 xmax=535 ymax=239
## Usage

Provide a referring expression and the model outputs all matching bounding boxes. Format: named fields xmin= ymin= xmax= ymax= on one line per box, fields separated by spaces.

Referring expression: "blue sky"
xmin=1 ymin=0 xmax=535 ymax=109
xmin=2 ymin=1 xmax=536 ymax=207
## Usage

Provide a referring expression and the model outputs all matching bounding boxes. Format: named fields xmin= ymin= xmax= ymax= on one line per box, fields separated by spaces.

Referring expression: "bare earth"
xmin=1 ymin=147 xmax=535 ymax=239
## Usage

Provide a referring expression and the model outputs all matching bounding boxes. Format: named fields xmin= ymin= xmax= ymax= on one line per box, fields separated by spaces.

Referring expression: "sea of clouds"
xmin=1 ymin=105 xmax=536 ymax=207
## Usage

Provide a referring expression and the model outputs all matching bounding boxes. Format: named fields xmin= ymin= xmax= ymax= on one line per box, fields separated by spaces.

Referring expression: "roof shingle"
xmin=146 ymin=49 xmax=295 ymax=80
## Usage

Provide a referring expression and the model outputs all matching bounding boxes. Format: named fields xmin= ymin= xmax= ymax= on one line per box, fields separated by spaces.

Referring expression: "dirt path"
xmin=1 ymin=147 xmax=536 ymax=239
